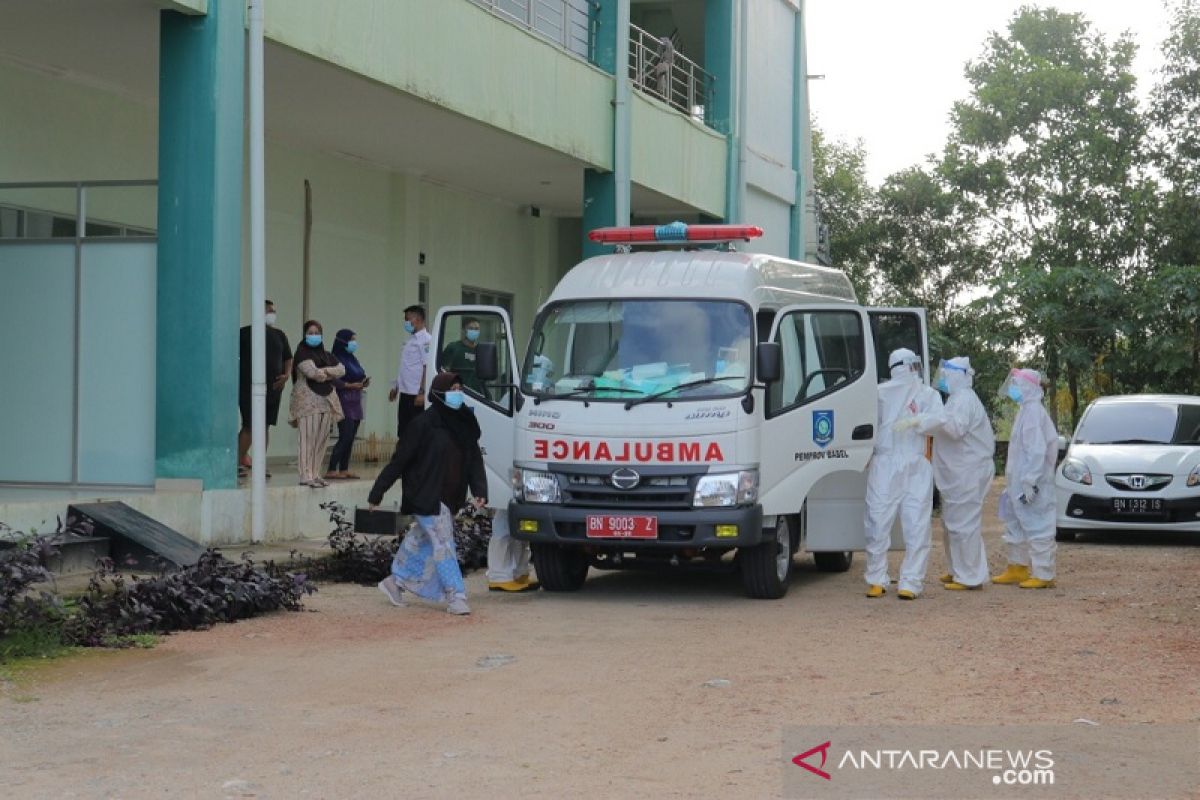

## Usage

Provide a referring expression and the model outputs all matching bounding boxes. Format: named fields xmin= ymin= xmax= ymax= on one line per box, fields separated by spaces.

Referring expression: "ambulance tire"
xmin=813 ymin=551 xmax=853 ymax=572
xmin=739 ymin=516 xmax=792 ymax=599
xmin=531 ymin=543 xmax=589 ymax=591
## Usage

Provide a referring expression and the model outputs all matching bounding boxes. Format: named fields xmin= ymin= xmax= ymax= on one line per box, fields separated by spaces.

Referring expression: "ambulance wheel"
xmin=531 ymin=544 xmax=589 ymax=591
xmin=739 ymin=516 xmax=792 ymax=599
xmin=813 ymin=551 xmax=853 ymax=572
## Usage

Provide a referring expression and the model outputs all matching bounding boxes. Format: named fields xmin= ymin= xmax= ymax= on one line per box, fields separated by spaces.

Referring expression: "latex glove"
xmin=892 ymin=416 xmax=921 ymax=433
xmin=1019 ymin=482 xmax=1038 ymax=504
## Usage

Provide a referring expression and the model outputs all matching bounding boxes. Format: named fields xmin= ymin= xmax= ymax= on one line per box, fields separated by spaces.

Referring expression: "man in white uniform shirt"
xmin=389 ymin=304 xmax=431 ymax=438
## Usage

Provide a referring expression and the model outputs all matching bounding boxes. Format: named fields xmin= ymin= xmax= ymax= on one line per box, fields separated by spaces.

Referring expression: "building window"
xmin=418 ymin=275 xmax=429 ymax=308
xmin=0 ymin=203 xmax=154 ymax=240
xmin=461 ymin=285 xmax=513 ymax=317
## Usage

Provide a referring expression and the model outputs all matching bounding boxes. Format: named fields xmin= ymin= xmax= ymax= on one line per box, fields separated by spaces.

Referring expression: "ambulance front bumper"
xmin=507 ymin=503 xmax=765 ymax=549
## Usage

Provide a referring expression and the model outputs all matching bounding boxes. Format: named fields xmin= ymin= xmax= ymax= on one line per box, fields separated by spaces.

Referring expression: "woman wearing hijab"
xmin=367 ymin=372 xmax=487 ymax=615
xmin=288 ymin=320 xmax=344 ymax=487
xmin=326 ymin=328 xmax=369 ymax=480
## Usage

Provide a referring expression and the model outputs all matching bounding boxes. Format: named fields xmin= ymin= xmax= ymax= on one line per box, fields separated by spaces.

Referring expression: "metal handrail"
xmin=468 ymin=0 xmax=593 ymax=60
xmin=628 ymin=23 xmax=714 ymax=125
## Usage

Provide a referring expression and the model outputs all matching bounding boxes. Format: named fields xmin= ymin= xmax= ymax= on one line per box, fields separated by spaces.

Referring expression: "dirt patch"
xmin=2 ymin=483 xmax=1198 ymax=798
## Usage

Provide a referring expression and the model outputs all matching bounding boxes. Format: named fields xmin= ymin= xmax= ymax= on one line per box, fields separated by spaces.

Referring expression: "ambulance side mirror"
xmin=756 ymin=342 xmax=781 ymax=383
xmin=476 ymin=342 xmax=499 ymax=382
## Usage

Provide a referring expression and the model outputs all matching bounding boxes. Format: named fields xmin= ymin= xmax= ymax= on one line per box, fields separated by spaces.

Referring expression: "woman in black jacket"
xmin=368 ymin=372 xmax=487 ymax=615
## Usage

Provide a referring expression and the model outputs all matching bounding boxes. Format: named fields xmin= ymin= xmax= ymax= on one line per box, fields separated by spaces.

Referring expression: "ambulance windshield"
xmin=522 ymin=300 xmax=754 ymax=402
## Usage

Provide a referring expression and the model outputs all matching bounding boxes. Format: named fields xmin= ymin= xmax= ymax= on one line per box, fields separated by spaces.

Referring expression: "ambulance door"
xmin=759 ymin=306 xmax=878 ymax=548
xmin=431 ymin=306 xmax=518 ymax=505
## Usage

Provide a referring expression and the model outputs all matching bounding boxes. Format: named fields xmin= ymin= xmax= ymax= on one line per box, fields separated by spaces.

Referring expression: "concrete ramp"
xmin=68 ymin=502 xmax=206 ymax=569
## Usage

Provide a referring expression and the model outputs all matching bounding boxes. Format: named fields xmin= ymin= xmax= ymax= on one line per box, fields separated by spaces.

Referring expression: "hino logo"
xmin=610 ymin=468 xmax=641 ymax=490
xmin=1129 ymin=475 xmax=1147 ymax=489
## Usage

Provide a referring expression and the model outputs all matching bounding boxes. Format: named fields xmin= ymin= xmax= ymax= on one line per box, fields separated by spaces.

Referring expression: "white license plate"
xmin=1112 ymin=498 xmax=1164 ymax=514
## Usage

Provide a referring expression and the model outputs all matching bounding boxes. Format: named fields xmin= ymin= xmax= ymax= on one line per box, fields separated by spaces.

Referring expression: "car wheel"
xmin=531 ymin=544 xmax=589 ymax=591
xmin=813 ymin=551 xmax=854 ymax=572
xmin=739 ymin=516 xmax=792 ymax=599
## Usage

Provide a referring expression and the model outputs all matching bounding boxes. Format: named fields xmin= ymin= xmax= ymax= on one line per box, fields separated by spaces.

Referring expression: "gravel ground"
xmin=2 ymin=481 xmax=1198 ymax=799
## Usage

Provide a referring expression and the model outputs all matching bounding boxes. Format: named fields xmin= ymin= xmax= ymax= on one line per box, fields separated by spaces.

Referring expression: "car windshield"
xmin=521 ymin=299 xmax=754 ymax=402
xmin=1073 ymin=401 xmax=1200 ymax=445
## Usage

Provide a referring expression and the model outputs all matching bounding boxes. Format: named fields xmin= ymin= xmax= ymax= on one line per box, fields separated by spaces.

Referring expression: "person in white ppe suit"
xmin=863 ymin=348 xmax=943 ymax=599
xmin=901 ymin=357 xmax=996 ymax=589
xmin=993 ymin=368 xmax=1058 ymax=588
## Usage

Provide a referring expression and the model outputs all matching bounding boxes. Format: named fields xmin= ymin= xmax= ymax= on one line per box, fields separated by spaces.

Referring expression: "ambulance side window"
xmin=436 ymin=310 xmax=512 ymax=412
xmin=767 ymin=310 xmax=866 ymax=416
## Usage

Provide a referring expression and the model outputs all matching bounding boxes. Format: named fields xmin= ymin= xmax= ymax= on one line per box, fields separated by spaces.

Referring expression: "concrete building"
xmin=0 ymin=0 xmax=817 ymax=542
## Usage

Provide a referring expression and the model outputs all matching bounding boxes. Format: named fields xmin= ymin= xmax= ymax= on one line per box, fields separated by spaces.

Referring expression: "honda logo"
xmin=1129 ymin=475 xmax=1147 ymax=490
xmin=610 ymin=468 xmax=641 ymax=490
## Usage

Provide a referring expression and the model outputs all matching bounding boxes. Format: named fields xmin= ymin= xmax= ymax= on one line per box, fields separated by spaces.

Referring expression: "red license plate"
xmin=586 ymin=514 xmax=658 ymax=539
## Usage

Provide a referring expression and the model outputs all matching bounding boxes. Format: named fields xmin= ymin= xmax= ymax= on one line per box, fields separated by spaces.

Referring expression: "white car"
xmin=1056 ymin=394 xmax=1200 ymax=539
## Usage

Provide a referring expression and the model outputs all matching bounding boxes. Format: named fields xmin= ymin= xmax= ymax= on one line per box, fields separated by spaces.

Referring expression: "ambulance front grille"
xmin=562 ymin=473 xmax=694 ymax=509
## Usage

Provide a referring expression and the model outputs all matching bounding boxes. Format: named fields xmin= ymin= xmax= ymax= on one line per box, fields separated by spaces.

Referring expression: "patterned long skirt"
xmin=390 ymin=503 xmax=467 ymax=602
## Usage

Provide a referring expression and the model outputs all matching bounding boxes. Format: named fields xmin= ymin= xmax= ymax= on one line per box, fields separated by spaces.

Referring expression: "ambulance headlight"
xmin=693 ymin=470 xmax=759 ymax=507
xmin=512 ymin=468 xmax=561 ymax=504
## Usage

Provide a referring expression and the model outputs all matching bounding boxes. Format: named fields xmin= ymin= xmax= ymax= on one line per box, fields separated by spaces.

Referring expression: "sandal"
xmin=343 ymin=472 xmax=361 ymax=480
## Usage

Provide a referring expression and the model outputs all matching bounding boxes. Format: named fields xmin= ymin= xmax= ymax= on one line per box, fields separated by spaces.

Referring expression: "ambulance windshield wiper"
xmin=534 ymin=380 xmax=643 ymax=405
xmin=624 ymin=377 xmax=727 ymax=410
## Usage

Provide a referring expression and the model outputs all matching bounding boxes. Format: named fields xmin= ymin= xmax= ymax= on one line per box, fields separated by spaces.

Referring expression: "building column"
xmin=582 ymin=1 xmax=629 ymax=258
xmin=706 ymin=0 xmax=738 ymax=223
xmin=790 ymin=3 xmax=810 ymax=260
xmin=155 ymin=0 xmax=244 ymax=489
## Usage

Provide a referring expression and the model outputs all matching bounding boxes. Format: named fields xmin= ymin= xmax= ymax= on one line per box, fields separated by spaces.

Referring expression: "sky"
xmin=805 ymin=0 xmax=1174 ymax=185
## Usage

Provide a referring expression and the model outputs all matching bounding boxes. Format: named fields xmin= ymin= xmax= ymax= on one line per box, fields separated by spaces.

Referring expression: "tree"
xmin=942 ymin=7 xmax=1148 ymax=428
xmin=810 ymin=125 xmax=878 ymax=300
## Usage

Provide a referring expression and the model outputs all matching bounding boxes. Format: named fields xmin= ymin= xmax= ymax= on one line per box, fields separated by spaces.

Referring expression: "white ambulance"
xmin=430 ymin=223 xmax=929 ymax=598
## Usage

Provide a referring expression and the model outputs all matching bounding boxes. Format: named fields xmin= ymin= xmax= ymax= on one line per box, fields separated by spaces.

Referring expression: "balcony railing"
xmin=628 ymin=24 xmax=714 ymax=125
xmin=467 ymin=4 xmax=717 ymax=129
xmin=468 ymin=0 xmax=593 ymax=60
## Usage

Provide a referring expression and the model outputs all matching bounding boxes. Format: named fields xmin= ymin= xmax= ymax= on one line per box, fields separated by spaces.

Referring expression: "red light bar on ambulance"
xmin=588 ymin=222 xmax=764 ymax=244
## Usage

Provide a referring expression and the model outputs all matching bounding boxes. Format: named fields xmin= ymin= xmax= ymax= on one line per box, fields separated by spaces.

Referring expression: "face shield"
xmin=934 ymin=359 xmax=970 ymax=394
xmin=888 ymin=349 xmax=922 ymax=382
xmin=999 ymin=368 xmax=1041 ymax=404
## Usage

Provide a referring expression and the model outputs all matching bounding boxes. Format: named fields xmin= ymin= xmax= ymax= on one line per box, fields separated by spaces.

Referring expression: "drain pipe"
xmin=735 ymin=0 xmax=748 ymax=223
xmin=614 ymin=0 xmax=631 ymax=226
xmin=249 ymin=0 xmax=267 ymax=543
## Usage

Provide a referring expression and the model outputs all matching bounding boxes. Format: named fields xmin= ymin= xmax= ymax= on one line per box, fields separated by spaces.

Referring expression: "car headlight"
xmin=693 ymin=470 xmax=759 ymax=507
xmin=1061 ymin=457 xmax=1092 ymax=486
xmin=1188 ymin=464 xmax=1200 ymax=488
xmin=512 ymin=467 xmax=561 ymax=504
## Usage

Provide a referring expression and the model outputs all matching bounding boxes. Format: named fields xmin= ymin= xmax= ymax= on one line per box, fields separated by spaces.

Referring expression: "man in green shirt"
xmin=439 ymin=317 xmax=488 ymax=398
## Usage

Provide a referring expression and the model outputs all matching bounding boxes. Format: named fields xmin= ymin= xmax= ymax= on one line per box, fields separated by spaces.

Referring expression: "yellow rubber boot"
xmin=866 ymin=584 xmax=886 ymax=598
xmin=991 ymin=564 xmax=1030 ymax=585
xmin=1018 ymin=577 xmax=1056 ymax=589
xmin=516 ymin=574 xmax=541 ymax=590
xmin=897 ymin=589 xmax=917 ymax=600
xmin=944 ymin=581 xmax=980 ymax=591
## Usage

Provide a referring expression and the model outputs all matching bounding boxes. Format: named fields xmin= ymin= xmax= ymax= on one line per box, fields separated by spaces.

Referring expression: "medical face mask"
xmin=715 ymin=359 xmax=727 ymax=374
xmin=465 ymin=329 xmax=480 ymax=343
xmin=264 ymin=312 xmax=277 ymax=326
xmin=403 ymin=321 xmax=415 ymax=335
xmin=1007 ymin=384 xmax=1023 ymax=403
xmin=305 ymin=334 xmax=322 ymax=348
xmin=443 ymin=390 xmax=465 ymax=410
xmin=346 ymin=341 xmax=358 ymax=354
xmin=936 ymin=376 xmax=949 ymax=394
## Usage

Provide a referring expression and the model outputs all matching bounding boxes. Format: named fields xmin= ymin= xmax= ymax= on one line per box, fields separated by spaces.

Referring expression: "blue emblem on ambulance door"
xmin=813 ymin=410 xmax=834 ymax=449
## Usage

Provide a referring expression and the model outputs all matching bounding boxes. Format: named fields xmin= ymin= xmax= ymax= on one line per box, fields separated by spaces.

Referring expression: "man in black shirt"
xmin=238 ymin=300 xmax=293 ymax=476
